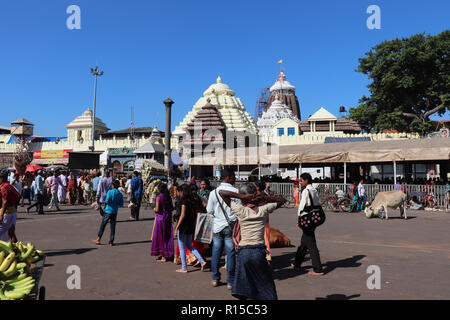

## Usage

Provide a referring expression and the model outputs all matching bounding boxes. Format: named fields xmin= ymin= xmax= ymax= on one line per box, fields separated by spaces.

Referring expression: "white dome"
xmin=173 ymin=75 xmax=257 ymax=136
xmin=270 ymin=80 xmax=295 ymax=92
xmin=83 ymin=109 xmax=93 ymax=117
xmin=269 ymin=69 xmax=295 ymax=92
xmin=203 ymin=76 xmax=235 ymax=96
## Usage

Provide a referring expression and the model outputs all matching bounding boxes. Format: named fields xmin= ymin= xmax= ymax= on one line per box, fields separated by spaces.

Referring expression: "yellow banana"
xmin=16 ymin=262 xmax=27 ymax=270
xmin=5 ymin=272 xmax=27 ymax=284
xmin=0 ymin=242 xmax=13 ymax=255
xmin=10 ymin=281 xmax=35 ymax=292
xmin=0 ymin=251 xmax=5 ymax=265
xmin=7 ymin=276 xmax=34 ymax=287
xmin=0 ymin=252 xmax=15 ymax=272
xmin=11 ymin=281 xmax=35 ymax=291
xmin=29 ymin=255 xmax=41 ymax=263
xmin=3 ymin=261 xmax=17 ymax=278
xmin=4 ymin=288 xmax=27 ymax=300
xmin=20 ymin=244 xmax=35 ymax=260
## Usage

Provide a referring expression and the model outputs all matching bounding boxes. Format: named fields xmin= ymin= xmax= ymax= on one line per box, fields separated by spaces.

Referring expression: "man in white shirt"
xmin=58 ymin=172 xmax=68 ymax=204
xmin=294 ymin=173 xmax=324 ymax=275
xmin=206 ymin=168 xmax=241 ymax=289
xmin=357 ymin=179 xmax=366 ymax=211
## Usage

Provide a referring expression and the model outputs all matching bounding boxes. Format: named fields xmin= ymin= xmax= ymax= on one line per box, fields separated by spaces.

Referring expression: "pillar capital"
xmin=163 ymin=97 xmax=174 ymax=107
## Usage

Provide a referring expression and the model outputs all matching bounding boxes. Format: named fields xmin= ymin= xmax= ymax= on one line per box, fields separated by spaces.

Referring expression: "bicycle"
xmin=320 ymin=193 xmax=353 ymax=213
xmin=266 ymin=191 xmax=296 ymax=208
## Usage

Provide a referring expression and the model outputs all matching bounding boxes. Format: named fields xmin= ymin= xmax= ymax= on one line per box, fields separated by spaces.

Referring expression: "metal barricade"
xmin=206 ymin=181 xmax=447 ymax=207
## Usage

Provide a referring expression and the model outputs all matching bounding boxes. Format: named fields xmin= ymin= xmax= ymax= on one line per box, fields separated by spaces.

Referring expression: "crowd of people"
xmin=146 ymin=169 xmax=329 ymax=300
xmin=0 ymin=168 xmax=145 ymax=246
xmin=1 ymin=163 xmax=449 ymax=300
xmin=10 ymin=165 xmax=427 ymax=300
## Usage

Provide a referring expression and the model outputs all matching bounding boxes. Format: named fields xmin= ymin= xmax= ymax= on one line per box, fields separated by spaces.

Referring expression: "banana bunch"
xmin=12 ymin=241 xmax=44 ymax=264
xmin=0 ymin=273 xmax=36 ymax=300
xmin=0 ymin=240 xmax=44 ymax=300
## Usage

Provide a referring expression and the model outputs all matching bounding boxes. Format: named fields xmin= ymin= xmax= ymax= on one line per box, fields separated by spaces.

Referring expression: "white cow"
xmin=364 ymin=190 xmax=407 ymax=220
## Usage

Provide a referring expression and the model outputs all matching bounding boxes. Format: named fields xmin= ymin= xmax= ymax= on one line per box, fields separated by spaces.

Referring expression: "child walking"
xmin=92 ymin=180 xmax=123 ymax=246
xmin=174 ymin=184 xmax=207 ymax=273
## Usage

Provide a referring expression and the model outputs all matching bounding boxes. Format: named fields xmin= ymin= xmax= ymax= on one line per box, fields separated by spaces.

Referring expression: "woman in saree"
xmin=68 ymin=173 xmax=77 ymax=205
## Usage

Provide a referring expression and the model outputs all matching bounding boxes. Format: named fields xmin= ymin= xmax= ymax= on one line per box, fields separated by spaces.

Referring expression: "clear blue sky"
xmin=0 ymin=0 xmax=448 ymax=136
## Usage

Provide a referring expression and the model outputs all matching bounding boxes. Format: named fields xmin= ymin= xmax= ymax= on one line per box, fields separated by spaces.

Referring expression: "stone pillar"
xmin=393 ymin=161 xmax=397 ymax=185
xmin=164 ymin=97 xmax=174 ymax=169
xmin=344 ymin=162 xmax=347 ymax=193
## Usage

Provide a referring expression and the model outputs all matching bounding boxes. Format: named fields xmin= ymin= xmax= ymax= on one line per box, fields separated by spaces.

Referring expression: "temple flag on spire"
xmin=278 ymin=59 xmax=283 ymax=63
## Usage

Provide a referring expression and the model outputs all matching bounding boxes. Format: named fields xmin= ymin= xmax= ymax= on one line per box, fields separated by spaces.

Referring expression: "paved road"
xmin=14 ymin=202 xmax=450 ymax=300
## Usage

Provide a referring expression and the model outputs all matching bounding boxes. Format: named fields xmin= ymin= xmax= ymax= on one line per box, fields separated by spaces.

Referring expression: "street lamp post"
xmin=163 ymin=97 xmax=174 ymax=169
xmin=90 ymin=66 xmax=104 ymax=151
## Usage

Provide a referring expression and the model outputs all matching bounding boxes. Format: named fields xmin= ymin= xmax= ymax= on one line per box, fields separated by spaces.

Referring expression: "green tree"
xmin=350 ymin=30 xmax=450 ymax=134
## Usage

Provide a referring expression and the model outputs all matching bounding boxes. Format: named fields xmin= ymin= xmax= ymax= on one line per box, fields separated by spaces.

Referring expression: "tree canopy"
xmin=349 ymin=30 xmax=450 ymax=134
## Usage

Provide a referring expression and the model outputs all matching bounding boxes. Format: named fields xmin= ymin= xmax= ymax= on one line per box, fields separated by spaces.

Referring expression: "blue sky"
xmin=0 ymin=0 xmax=448 ymax=136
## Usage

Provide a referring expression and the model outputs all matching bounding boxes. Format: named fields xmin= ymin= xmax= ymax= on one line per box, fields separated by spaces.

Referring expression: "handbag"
xmin=298 ymin=189 xmax=326 ymax=232
xmin=215 ymin=189 xmax=240 ymax=249
xmin=194 ymin=211 xmax=214 ymax=244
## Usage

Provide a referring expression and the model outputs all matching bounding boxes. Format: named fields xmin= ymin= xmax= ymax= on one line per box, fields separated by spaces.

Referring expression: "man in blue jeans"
xmin=206 ymin=168 xmax=241 ymax=290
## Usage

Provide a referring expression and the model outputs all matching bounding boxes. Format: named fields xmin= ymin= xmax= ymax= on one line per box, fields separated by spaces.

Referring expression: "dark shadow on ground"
xmin=323 ymin=255 xmax=365 ymax=274
xmin=316 ymin=294 xmax=361 ymax=300
xmin=22 ymin=210 xmax=91 ymax=216
xmin=44 ymin=248 xmax=97 ymax=257
xmin=116 ymin=217 xmax=155 ymax=223
xmin=271 ymin=251 xmax=311 ymax=281
xmin=114 ymin=240 xmax=152 ymax=246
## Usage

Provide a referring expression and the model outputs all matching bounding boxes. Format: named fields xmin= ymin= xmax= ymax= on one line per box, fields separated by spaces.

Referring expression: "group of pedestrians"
xmin=91 ymin=170 xmax=143 ymax=246
xmin=148 ymin=168 xmax=326 ymax=300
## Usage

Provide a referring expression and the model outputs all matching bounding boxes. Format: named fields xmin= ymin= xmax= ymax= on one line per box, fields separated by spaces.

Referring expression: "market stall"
xmin=138 ymin=160 xmax=169 ymax=207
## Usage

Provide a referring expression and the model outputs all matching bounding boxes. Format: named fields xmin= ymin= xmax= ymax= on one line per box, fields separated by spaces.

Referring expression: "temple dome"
xmin=82 ymin=109 xmax=93 ymax=117
xmin=173 ymin=76 xmax=257 ymax=136
xmin=65 ymin=108 xmax=109 ymax=131
xmin=270 ymin=69 xmax=295 ymax=92
xmin=203 ymin=76 xmax=235 ymax=96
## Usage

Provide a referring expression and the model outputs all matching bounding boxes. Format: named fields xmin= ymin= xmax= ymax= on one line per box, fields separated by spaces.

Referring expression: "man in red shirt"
xmin=0 ymin=171 xmax=20 ymax=242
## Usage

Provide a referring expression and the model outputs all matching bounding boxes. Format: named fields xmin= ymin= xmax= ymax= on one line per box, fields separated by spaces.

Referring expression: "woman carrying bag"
xmin=292 ymin=173 xmax=325 ymax=276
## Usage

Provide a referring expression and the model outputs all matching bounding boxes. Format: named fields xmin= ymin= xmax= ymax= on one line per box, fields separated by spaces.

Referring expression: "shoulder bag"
xmin=194 ymin=196 xmax=215 ymax=244
xmin=298 ymin=189 xmax=326 ymax=232
xmin=215 ymin=189 xmax=240 ymax=248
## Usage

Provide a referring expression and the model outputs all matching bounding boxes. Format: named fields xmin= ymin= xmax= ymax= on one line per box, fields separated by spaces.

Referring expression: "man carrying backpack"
xmin=0 ymin=171 xmax=21 ymax=242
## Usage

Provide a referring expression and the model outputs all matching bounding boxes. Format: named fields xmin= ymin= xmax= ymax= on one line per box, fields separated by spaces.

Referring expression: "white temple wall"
xmin=262 ymin=132 xmax=420 ymax=145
